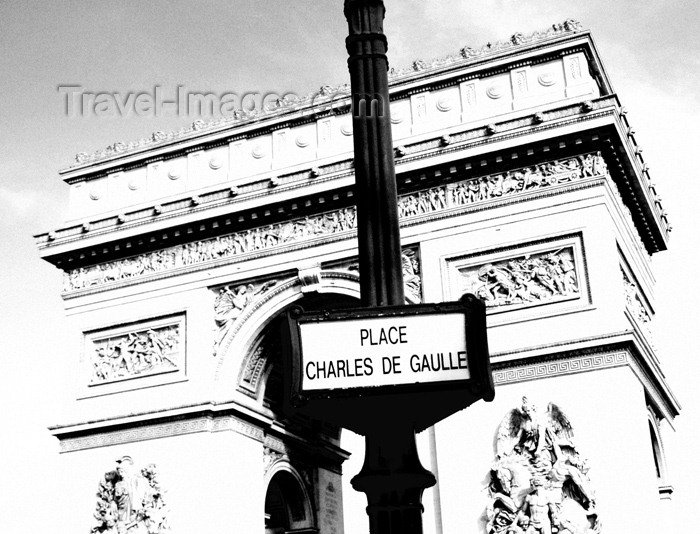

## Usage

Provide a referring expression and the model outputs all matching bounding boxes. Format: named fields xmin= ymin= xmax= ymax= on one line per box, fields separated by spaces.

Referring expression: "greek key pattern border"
xmin=493 ymin=351 xmax=628 ymax=384
xmin=57 ymin=414 xmax=264 ymax=453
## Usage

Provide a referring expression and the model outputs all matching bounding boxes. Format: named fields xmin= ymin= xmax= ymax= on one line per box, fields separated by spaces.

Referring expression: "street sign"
xmin=299 ymin=311 xmax=469 ymax=391
xmin=282 ymin=294 xmax=493 ymax=427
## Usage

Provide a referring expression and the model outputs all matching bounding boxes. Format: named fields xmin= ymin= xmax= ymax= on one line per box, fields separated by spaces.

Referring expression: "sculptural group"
xmin=486 ymin=397 xmax=600 ymax=534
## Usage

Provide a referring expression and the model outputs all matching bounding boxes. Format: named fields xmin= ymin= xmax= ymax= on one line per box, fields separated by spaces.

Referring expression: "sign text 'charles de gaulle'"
xmin=283 ymin=294 xmax=493 ymax=404
xmin=281 ymin=294 xmax=493 ymax=433
xmin=299 ymin=312 xmax=469 ymax=391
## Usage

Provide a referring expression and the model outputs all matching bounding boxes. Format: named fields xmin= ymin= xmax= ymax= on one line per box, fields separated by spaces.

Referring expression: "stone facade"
xmin=37 ymin=22 xmax=676 ymax=534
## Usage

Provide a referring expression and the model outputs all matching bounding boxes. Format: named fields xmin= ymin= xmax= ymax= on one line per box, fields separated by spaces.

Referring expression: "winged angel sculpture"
xmin=486 ymin=397 xmax=600 ymax=534
xmin=213 ymin=280 xmax=277 ymax=352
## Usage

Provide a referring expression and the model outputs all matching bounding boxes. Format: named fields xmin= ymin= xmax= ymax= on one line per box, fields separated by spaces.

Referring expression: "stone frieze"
xmin=214 ymin=249 xmax=421 ymax=359
xmin=64 ymin=153 xmax=606 ymax=293
xmin=89 ymin=322 xmax=181 ymax=384
xmin=459 ymin=247 xmax=579 ymax=309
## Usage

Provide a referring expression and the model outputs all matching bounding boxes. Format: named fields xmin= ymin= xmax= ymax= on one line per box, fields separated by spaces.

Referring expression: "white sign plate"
xmin=299 ymin=312 xmax=469 ymax=391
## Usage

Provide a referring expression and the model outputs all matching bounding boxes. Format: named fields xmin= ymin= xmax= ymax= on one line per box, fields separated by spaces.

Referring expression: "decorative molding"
xmin=41 ymin=101 xmax=629 ymax=253
xmin=298 ymin=264 xmax=322 ymax=293
xmin=537 ymin=71 xmax=557 ymax=87
xmin=436 ymin=97 xmax=455 ymax=112
xmin=397 ymin=152 xmax=606 ymax=219
xmin=390 ymin=108 xmax=405 ymax=124
xmin=209 ymin=157 xmax=223 ymax=170
xmin=264 ymin=434 xmax=288 ymax=455
xmin=69 ymin=20 xmax=584 ymax=168
xmin=492 ymin=351 xmax=628 ymax=384
xmin=239 ymin=327 xmax=283 ymax=395
xmin=486 ymin=84 xmax=506 ymax=100
xmin=251 ymin=144 xmax=267 ymax=159
xmin=263 ymin=446 xmax=287 ymax=475
xmin=86 ymin=318 xmax=182 ymax=385
xmin=57 ymin=414 xmax=264 ymax=453
xmin=62 ymin=153 xmax=607 ymax=293
xmin=486 ymin=396 xmax=600 ymax=533
xmin=405 ymin=19 xmax=582 ymax=76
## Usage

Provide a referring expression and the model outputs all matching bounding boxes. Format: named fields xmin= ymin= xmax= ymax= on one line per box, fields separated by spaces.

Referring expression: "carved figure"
xmin=486 ymin=463 xmax=526 ymax=534
xmin=90 ymin=325 xmax=179 ymax=384
xmin=478 ymin=264 xmax=516 ymax=304
xmin=92 ymin=457 xmax=169 ymax=534
xmin=622 ymin=270 xmax=653 ymax=345
xmin=486 ymin=398 xmax=600 ymax=534
xmin=465 ymin=248 xmax=579 ymax=309
xmin=114 ymin=456 xmax=144 ymax=525
xmin=65 ymin=154 xmax=606 ymax=293
xmin=213 ymin=280 xmax=277 ymax=353
xmin=519 ymin=478 xmax=558 ymax=534
xmin=402 ymin=249 xmax=422 ymax=304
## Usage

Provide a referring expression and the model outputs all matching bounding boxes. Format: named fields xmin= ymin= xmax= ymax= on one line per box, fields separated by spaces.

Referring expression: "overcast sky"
xmin=1 ymin=1 xmax=698 ymax=532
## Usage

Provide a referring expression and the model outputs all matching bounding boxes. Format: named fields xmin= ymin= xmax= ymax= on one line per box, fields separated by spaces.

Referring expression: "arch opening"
xmin=253 ymin=290 xmax=358 ymax=534
xmin=256 ymin=292 xmax=359 ymax=416
xmin=264 ymin=470 xmax=313 ymax=534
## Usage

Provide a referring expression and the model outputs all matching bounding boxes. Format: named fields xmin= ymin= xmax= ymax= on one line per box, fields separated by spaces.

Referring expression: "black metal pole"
xmin=343 ymin=1 xmax=435 ymax=532
xmin=344 ymin=0 xmax=404 ymax=309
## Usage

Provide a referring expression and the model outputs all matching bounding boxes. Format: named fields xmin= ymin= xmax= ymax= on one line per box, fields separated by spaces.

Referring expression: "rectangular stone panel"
xmin=80 ymin=314 xmax=186 ymax=397
xmin=444 ymin=234 xmax=589 ymax=321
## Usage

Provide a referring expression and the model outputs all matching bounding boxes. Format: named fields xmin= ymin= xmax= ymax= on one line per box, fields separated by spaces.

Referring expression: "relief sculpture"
xmin=90 ymin=323 xmax=180 ymax=384
xmin=402 ymin=248 xmax=422 ymax=304
xmin=622 ymin=270 xmax=653 ymax=344
xmin=213 ymin=279 xmax=277 ymax=353
xmin=486 ymin=397 xmax=600 ymax=534
xmin=64 ymin=207 xmax=356 ymax=292
xmin=461 ymin=247 xmax=578 ymax=308
xmin=397 ymin=152 xmax=606 ymax=218
xmin=64 ymin=153 xmax=605 ymax=292
xmin=216 ymin=249 xmax=420 ymax=358
xmin=92 ymin=456 xmax=170 ymax=534
xmin=331 ymin=248 xmax=422 ymax=304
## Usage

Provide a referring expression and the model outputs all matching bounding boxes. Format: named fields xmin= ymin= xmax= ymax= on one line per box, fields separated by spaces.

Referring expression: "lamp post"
xmin=343 ymin=1 xmax=435 ymax=532
xmin=283 ymin=4 xmax=493 ymax=532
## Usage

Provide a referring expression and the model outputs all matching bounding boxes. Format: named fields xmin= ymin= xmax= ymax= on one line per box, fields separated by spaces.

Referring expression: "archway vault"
xmin=264 ymin=460 xmax=316 ymax=533
xmin=210 ymin=268 xmax=358 ymax=534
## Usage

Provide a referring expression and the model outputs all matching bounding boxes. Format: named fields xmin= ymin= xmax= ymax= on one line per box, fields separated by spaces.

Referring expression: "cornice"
xmin=37 ymin=98 xmax=613 ymax=253
xmin=37 ymin=97 xmax=667 ymax=276
xmin=491 ymin=333 xmax=680 ymax=422
xmin=51 ymin=400 xmax=348 ymax=465
xmin=59 ymin=20 xmax=592 ymax=178
xmin=57 ymin=152 xmax=612 ymax=297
